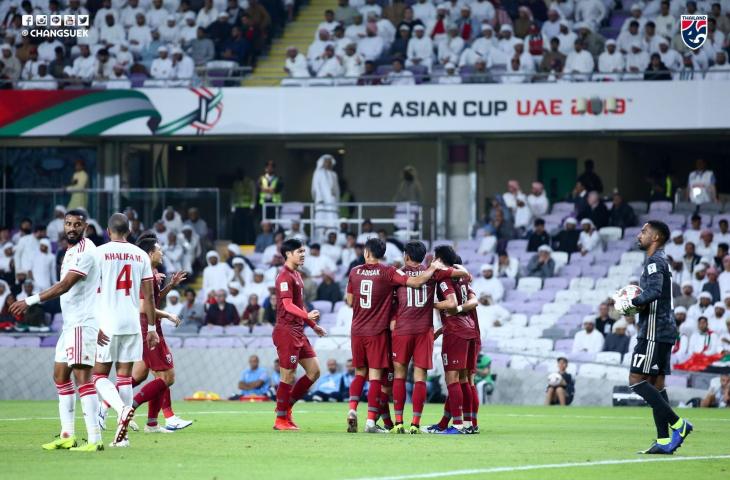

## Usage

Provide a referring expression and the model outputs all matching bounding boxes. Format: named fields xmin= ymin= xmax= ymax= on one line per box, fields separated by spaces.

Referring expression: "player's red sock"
xmin=348 ymin=374 xmax=366 ymax=411
xmin=447 ymin=383 xmax=463 ymax=426
xmin=161 ymin=388 xmax=174 ymax=419
xmin=437 ymin=396 xmax=451 ymax=430
xmin=147 ymin=391 xmax=162 ymax=427
xmin=393 ymin=378 xmax=406 ymax=424
xmin=411 ymin=381 xmax=426 ymax=426
xmin=367 ymin=379 xmax=382 ymax=421
xmin=461 ymin=382 xmax=472 ymax=424
xmin=275 ymin=382 xmax=292 ymax=418
xmin=132 ymin=378 xmax=167 ymax=409
xmin=289 ymin=375 xmax=314 ymax=406
xmin=378 ymin=391 xmax=393 ymax=429
xmin=471 ymin=384 xmax=479 ymax=427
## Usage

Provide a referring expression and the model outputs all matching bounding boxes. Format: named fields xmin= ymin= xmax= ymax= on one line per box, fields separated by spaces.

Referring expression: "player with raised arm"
xmin=390 ymin=241 xmax=467 ymax=434
xmin=131 ymin=235 xmax=192 ymax=433
xmin=346 ymin=238 xmax=445 ymax=433
xmin=614 ymin=221 xmax=693 ymax=454
xmin=91 ymin=213 xmax=159 ymax=447
xmin=426 ymin=247 xmax=479 ymax=434
xmin=11 ymin=209 xmax=104 ymax=451
xmin=273 ymin=238 xmax=328 ymax=431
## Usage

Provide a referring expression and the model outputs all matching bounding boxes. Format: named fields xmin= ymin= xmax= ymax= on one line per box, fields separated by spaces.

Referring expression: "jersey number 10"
xmin=406 ymin=285 xmax=428 ymax=308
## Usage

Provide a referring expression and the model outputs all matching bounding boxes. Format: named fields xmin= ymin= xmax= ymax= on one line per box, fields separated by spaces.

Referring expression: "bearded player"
xmin=346 ymin=238 xmax=445 ymax=433
xmin=614 ymin=220 xmax=693 ymax=454
xmin=426 ymin=247 xmax=479 ymax=434
xmin=273 ymin=238 xmax=328 ymax=431
xmin=11 ymin=209 xmax=103 ymax=451
xmin=390 ymin=241 xmax=468 ymax=434
xmin=132 ymin=235 xmax=192 ymax=433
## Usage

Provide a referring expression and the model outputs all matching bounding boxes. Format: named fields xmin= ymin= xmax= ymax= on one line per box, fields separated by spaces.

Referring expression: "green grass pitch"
xmin=1 ymin=401 xmax=729 ymax=480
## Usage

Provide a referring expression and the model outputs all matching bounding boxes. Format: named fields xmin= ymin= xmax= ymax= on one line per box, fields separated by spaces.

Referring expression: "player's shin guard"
xmin=470 ymin=384 xmax=480 ymax=427
xmin=378 ymin=391 xmax=393 ymax=429
xmin=116 ymin=375 xmax=133 ymax=407
xmin=447 ymin=383 xmax=464 ymax=426
xmin=393 ymin=378 xmax=406 ymax=424
xmin=147 ymin=391 xmax=162 ymax=427
xmin=55 ymin=381 xmax=76 ymax=438
xmin=275 ymin=382 xmax=292 ymax=418
xmin=460 ymin=382 xmax=472 ymax=426
xmin=93 ymin=374 xmax=125 ymax=414
xmin=289 ymin=375 xmax=314 ymax=406
xmin=366 ymin=380 xmax=382 ymax=423
xmin=78 ymin=382 xmax=101 ymax=444
xmin=437 ymin=397 xmax=451 ymax=430
xmin=132 ymin=378 xmax=167 ymax=409
xmin=411 ymin=381 xmax=427 ymax=426
xmin=348 ymin=374 xmax=366 ymax=411
xmin=161 ymin=388 xmax=174 ymax=419
xmin=630 ymin=381 xmax=680 ymax=439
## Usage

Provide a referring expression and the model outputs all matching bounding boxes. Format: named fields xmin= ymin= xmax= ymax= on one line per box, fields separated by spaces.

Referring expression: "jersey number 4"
xmin=116 ymin=264 xmax=132 ymax=296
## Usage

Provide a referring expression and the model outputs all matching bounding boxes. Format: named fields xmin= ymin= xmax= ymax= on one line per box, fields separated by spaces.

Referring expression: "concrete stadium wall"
xmin=0 ymin=348 xmax=704 ymax=406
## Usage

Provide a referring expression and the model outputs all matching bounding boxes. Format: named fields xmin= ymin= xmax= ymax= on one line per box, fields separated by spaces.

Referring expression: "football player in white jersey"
xmin=91 ymin=213 xmax=158 ymax=447
xmin=11 ymin=209 xmax=104 ymax=452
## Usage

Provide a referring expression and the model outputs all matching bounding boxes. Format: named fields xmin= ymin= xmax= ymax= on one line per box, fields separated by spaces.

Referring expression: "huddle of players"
xmin=11 ymin=211 xmax=191 ymax=452
xmin=272 ymin=236 xmax=482 ymax=434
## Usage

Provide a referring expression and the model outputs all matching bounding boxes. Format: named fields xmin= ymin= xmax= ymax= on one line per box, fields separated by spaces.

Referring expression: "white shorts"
xmin=95 ymin=333 xmax=143 ymax=363
xmin=55 ymin=326 xmax=98 ymax=367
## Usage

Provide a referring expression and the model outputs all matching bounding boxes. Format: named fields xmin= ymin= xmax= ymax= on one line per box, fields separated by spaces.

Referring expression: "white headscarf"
xmin=0 ymin=280 xmax=10 ymax=309
xmin=311 ymin=154 xmax=340 ymax=204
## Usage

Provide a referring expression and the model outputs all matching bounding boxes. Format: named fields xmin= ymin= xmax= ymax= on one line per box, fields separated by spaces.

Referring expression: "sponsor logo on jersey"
xmin=647 ymin=263 xmax=657 ymax=275
xmin=279 ymin=282 xmax=289 ymax=292
xmin=681 ymin=15 xmax=708 ymax=50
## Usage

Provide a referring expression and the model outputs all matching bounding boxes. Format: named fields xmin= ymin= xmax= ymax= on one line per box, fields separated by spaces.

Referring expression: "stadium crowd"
xmin=284 ymin=0 xmax=730 ymax=84
xmin=0 ymin=0 xmax=296 ymax=88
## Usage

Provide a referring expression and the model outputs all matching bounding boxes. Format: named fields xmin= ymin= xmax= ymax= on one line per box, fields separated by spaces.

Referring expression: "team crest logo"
xmin=681 ymin=15 xmax=708 ymax=50
xmin=442 ymin=353 xmax=448 ymax=366
xmin=166 ymin=353 xmax=173 ymax=364
xmin=290 ymin=355 xmax=297 ymax=364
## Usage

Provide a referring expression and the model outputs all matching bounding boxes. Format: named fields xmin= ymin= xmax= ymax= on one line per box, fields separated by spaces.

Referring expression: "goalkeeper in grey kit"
xmin=613 ymin=220 xmax=693 ymax=455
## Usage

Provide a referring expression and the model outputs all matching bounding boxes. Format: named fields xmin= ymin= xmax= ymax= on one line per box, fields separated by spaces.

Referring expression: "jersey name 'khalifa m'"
xmin=631 ymin=248 xmax=677 ymax=344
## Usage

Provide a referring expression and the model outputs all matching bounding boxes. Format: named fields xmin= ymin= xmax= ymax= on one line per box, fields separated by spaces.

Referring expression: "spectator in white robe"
xmin=406 ymin=24 xmax=434 ymax=71
xmin=437 ymin=26 xmax=465 ymax=65
xmin=202 ymin=250 xmax=233 ymax=297
xmin=564 ymin=39 xmax=594 ymax=81
xmin=595 ymin=39 xmax=624 ymax=80
xmin=313 ymin=44 xmax=344 ymax=77
xmin=128 ymin=13 xmax=153 ymax=54
xmin=624 ymin=42 xmax=650 ymax=81
xmin=46 ymin=206 xmax=66 ymax=243
xmin=498 ymin=24 xmax=521 ymax=56
xmin=164 ymin=232 xmax=185 ymax=272
xmin=541 ymin=7 xmax=562 ymax=41
xmin=311 ymin=154 xmax=340 ymax=239
xmin=578 ymin=218 xmax=602 ymax=255
xmin=308 ymin=29 xmax=334 ymax=63
xmin=575 ymin=0 xmax=608 ymax=32
xmin=342 ymin=42 xmax=365 ymax=78
xmin=557 ymin=21 xmax=577 ymax=55
xmin=412 ymin=0 xmax=436 ymax=23
xmin=30 ymin=239 xmax=57 ymax=292
xmin=658 ymin=38 xmax=682 ymax=72
xmin=572 ymin=317 xmax=605 ymax=353
xmin=617 ymin=21 xmax=642 ymax=54
xmin=471 ymin=264 xmax=504 ymax=302
xmin=527 ymin=182 xmax=549 ymax=217
xmin=285 ymin=46 xmax=311 ymax=78
xmin=358 ymin=23 xmax=385 ymax=61
xmin=705 ymin=51 xmax=730 ymax=80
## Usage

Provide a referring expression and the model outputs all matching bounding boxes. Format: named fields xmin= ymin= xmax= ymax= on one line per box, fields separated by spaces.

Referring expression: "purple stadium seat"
xmin=183 ymin=337 xmax=209 ymax=348
xmin=0 ymin=336 xmax=15 ymax=347
xmin=208 ymin=337 xmax=241 ymax=348
xmin=224 ymin=326 xmax=248 ymax=335
xmin=649 ymin=201 xmax=673 ymax=213
xmin=433 ymin=240 xmax=455 ymax=248
xmin=515 ymin=303 xmax=543 ymax=315
xmin=15 ymin=336 xmax=40 ymax=347
xmin=507 ymin=239 xmax=528 ymax=252
xmin=551 ymin=202 xmax=575 ymax=214
xmin=199 ymin=325 xmax=224 ymax=336
xmin=557 ymin=314 xmax=584 ymax=328
xmin=334 ymin=301 xmax=345 ymax=312
xmin=486 ymin=352 xmax=510 ymax=369
xmin=500 ymin=277 xmax=515 ymax=290
xmin=568 ymin=351 xmax=596 ymax=362
xmin=664 ymin=375 xmax=688 ymax=388
xmin=583 ymin=265 xmax=608 ymax=278
xmin=129 ymin=73 xmax=147 ymax=88
xmin=376 ymin=65 xmax=393 ymax=76
xmin=40 ymin=335 xmax=59 ymax=347
xmin=482 ymin=339 xmax=498 ymax=351
xmin=559 ymin=265 xmax=582 ymax=278
xmin=544 ymin=277 xmax=569 ymax=290
xmin=594 ymin=251 xmax=618 ymax=265
xmin=530 ymin=290 xmax=556 ymax=303
xmin=504 ymin=290 xmax=529 ymax=303
xmin=568 ymin=303 xmax=595 ymax=315
xmin=623 ymin=227 xmax=642 ymax=239
xmin=312 ymin=300 xmax=333 ymax=313
xmin=166 ymin=337 xmax=183 ymax=349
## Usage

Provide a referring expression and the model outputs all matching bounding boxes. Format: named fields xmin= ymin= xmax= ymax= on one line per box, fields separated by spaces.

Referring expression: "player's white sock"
xmin=55 ymin=381 xmax=76 ymax=438
xmin=463 ymin=421 xmax=472 ymax=428
xmin=79 ymin=383 xmax=101 ymax=443
xmin=365 ymin=419 xmax=375 ymax=428
xmin=116 ymin=376 xmax=133 ymax=407
xmin=94 ymin=376 xmax=125 ymax=414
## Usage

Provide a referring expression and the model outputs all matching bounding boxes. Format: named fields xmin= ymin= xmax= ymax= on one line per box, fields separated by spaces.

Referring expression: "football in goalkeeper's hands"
xmin=612 ymin=285 xmax=643 ymax=315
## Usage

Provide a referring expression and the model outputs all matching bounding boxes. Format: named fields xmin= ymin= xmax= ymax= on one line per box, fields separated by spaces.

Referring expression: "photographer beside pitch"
xmin=613 ymin=220 xmax=693 ymax=455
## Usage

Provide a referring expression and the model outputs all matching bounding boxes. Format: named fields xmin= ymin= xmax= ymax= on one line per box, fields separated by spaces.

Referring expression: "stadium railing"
xmin=261 ymin=201 xmax=425 ymax=241
xmin=0 ymin=188 xmax=223 ymax=238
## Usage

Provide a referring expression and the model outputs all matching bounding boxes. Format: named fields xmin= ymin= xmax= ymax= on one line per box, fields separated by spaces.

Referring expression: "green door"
xmin=538 ymin=158 xmax=577 ymax=203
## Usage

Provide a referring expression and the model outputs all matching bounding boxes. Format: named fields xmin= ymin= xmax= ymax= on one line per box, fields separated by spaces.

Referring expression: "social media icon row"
xmin=21 ymin=14 xmax=89 ymax=27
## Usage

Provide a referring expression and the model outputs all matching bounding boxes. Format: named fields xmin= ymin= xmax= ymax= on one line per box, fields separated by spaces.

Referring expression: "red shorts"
xmin=273 ymin=328 xmax=316 ymax=370
xmin=392 ymin=329 xmax=434 ymax=370
xmin=143 ymin=335 xmax=174 ymax=372
xmin=351 ymin=332 xmax=391 ymax=369
xmin=468 ymin=339 xmax=480 ymax=373
xmin=441 ymin=334 xmax=475 ymax=372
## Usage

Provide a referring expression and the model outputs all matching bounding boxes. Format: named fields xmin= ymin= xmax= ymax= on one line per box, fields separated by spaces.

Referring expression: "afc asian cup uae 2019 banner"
xmin=0 ymin=81 xmax=728 ymax=137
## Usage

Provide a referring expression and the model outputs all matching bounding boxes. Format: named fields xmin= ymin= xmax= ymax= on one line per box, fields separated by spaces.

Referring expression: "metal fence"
xmin=262 ymin=201 xmax=425 ymax=242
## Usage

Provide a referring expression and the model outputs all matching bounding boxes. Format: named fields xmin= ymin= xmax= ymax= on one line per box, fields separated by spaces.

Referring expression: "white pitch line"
xmin=0 ymin=410 xmax=313 ymax=422
xmin=344 ymin=455 xmax=730 ymax=480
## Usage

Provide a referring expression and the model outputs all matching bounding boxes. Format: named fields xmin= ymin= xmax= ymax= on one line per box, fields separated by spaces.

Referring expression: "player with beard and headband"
xmin=11 ymin=209 xmax=104 ymax=451
xmin=614 ymin=220 xmax=693 ymax=454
